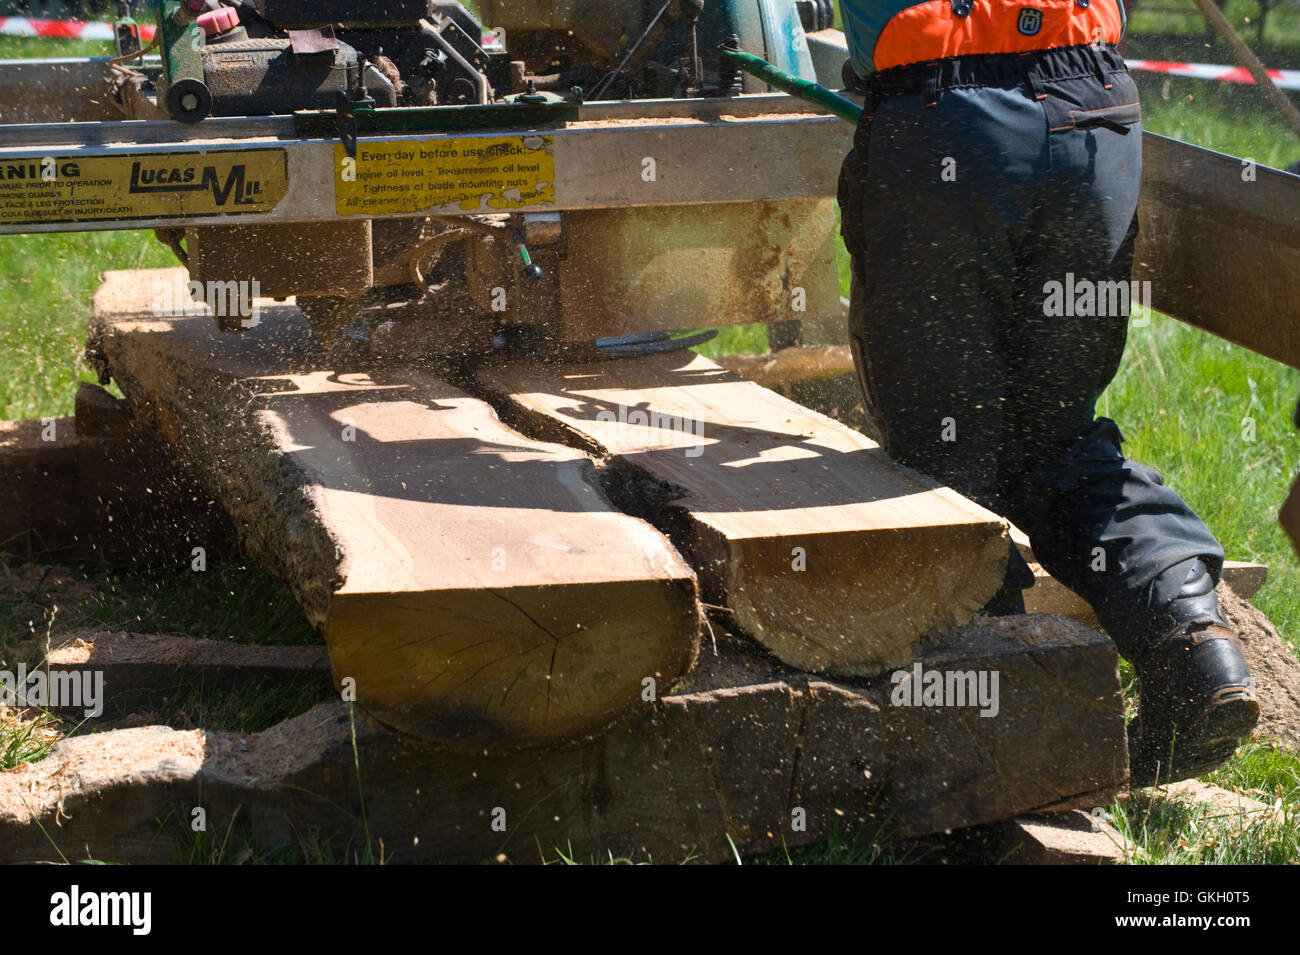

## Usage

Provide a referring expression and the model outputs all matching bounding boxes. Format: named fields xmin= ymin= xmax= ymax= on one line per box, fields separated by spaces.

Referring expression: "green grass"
xmin=1128 ymin=0 xmax=1300 ymax=62
xmin=0 ymin=706 xmax=60 ymax=769
xmin=1135 ymin=71 xmax=1300 ymax=169
xmin=1103 ymin=314 xmax=1300 ymax=643
xmin=0 ymin=35 xmax=172 ymax=421
xmin=143 ymin=674 xmax=332 ymax=733
xmin=1099 ymin=742 xmax=1300 ymax=863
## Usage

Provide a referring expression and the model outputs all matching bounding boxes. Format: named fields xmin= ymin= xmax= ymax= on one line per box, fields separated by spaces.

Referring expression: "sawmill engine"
xmin=100 ymin=0 xmax=838 ymax=356
xmin=143 ymin=0 xmax=747 ymax=123
xmin=163 ymin=1 xmax=497 ymax=121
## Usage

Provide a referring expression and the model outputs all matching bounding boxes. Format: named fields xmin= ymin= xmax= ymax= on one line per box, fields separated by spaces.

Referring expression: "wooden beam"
xmin=1009 ymin=526 xmax=1268 ymax=623
xmin=1282 ymin=471 xmax=1300 ymax=558
xmin=19 ymin=630 xmax=331 ymax=720
xmin=88 ymin=269 xmax=701 ymax=749
xmin=995 ymin=811 xmax=1131 ymax=865
xmin=1135 ymin=133 xmax=1300 ymax=370
xmin=0 ymin=614 xmax=1125 ymax=863
xmin=476 ymin=352 xmax=1010 ymax=676
xmin=1024 ymin=561 xmax=1267 ymax=628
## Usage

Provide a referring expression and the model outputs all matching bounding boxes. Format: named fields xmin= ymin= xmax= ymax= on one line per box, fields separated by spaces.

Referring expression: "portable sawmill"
xmin=1 ymin=0 xmax=1299 ymax=811
xmin=0 ymin=0 xmax=850 ymax=357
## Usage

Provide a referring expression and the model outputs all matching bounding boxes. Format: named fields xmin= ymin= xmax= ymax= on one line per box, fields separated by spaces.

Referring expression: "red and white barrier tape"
xmin=0 ymin=16 xmax=497 ymax=46
xmin=3 ymin=22 xmax=1294 ymax=91
xmin=1126 ymin=59 xmax=1300 ymax=90
xmin=0 ymin=16 xmax=155 ymax=41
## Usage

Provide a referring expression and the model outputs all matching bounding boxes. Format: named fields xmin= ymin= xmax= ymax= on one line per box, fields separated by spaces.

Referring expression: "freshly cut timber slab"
xmin=476 ymin=352 xmax=1009 ymax=676
xmin=87 ymin=269 xmax=700 ymax=748
xmin=1134 ymin=134 xmax=1300 ymax=371
xmin=0 ymin=613 xmax=1125 ymax=864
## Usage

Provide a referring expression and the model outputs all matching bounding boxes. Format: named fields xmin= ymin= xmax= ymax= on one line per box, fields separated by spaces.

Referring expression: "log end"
xmin=326 ymin=578 xmax=701 ymax=749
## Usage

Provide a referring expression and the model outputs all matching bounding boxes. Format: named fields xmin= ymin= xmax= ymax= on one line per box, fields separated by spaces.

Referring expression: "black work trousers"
xmin=838 ymin=44 xmax=1224 ymax=660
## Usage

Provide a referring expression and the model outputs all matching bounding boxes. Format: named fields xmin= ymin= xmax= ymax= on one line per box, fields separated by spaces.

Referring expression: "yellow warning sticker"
xmin=0 ymin=149 xmax=287 ymax=227
xmin=335 ymin=135 xmax=555 ymax=215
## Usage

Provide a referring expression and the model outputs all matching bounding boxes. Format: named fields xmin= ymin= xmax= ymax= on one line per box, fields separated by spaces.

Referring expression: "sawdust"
xmin=0 ymin=724 xmax=205 ymax=822
xmin=1152 ymin=779 xmax=1281 ymax=823
xmin=202 ymin=702 xmax=353 ymax=786
xmin=0 ymin=558 xmax=97 ymax=609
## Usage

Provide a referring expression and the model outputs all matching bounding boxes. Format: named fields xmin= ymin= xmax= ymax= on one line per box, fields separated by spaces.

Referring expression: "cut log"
xmin=476 ymin=351 xmax=1009 ymax=676
xmin=0 ymin=613 xmax=1125 ymax=864
xmin=87 ymin=268 xmax=700 ymax=749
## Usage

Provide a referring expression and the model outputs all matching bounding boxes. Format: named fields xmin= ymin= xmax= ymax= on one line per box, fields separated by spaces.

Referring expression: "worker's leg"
xmin=993 ymin=88 xmax=1226 ymax=659
xmin=842 ymin=63 xmax=1256 ymax=784
xmin=988 ymin=67 xmax=1258 ymax=783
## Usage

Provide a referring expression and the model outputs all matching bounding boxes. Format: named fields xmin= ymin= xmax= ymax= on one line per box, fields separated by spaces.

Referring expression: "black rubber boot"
xmin=1126 ymin=560 xmax=1259 ymax=788
xmin=979 ymin=544 xmax=1035 ymax=617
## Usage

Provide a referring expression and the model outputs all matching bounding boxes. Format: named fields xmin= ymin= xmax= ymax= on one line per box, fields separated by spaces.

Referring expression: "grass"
xmin=0 ymin=36 xmax=173 ymax=421
xmin=1 ymin=26 xmax=1299 ymax=863
xmin=1103 ymin=314 xmax=1300 ymax=643
xmin=0 ymin=705 xmax=61 ymax=769
xmin=1128 ymin=0 xmax=1300 ymax=63
xmin=1134 ymin=70 xmax=1300 ymax=169
xmin=1098 ymin=742 xmax=1300 ymax=863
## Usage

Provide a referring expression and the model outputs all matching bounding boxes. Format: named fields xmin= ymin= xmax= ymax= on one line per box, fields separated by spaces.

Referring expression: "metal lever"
xmin=334 ymin=90 xmax=358 ymax=158
xmin=511 ymin=230 xmax=545 ymax=282
xmin=596 ymin=329 xmax=717 ymax=357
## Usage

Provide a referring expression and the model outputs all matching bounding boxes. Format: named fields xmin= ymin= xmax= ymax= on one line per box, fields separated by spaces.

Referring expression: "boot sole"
xmin=1129 ymin=688 xmax=1260 ymax=788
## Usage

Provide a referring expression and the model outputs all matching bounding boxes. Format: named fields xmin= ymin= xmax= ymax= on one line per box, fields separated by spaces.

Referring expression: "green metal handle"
xmin=719 ymin=48 xmax=862 ymax=125
xmin=157 ymin=1 xmax=211 ymax=123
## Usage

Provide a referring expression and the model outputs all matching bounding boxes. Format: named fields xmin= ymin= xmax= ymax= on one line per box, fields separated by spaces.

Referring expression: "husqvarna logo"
xmin=1017 ymin=7 xmax=1043 ymax=34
